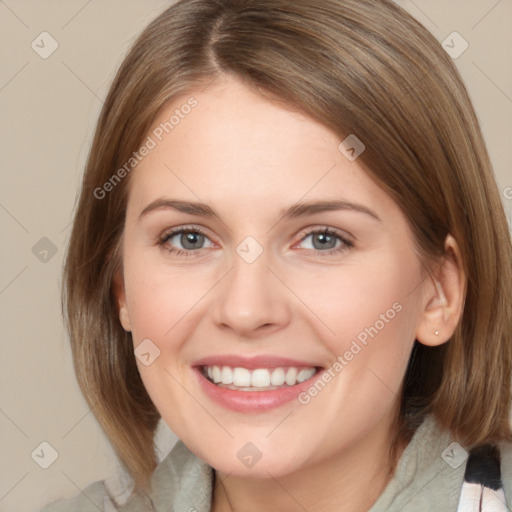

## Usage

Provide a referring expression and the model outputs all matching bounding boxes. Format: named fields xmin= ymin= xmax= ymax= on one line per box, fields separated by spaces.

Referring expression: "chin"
xmin=195 ymin=438 xmax=315 ymax=479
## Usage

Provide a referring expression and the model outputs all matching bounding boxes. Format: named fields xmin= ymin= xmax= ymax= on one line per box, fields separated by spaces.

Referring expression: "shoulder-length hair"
xmin=63 ymin=0 xmax=512 ymax=502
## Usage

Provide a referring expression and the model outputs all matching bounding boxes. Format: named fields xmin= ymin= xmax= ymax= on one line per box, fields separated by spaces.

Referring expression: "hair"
xmin=62 ymin=0 xmax=512 ymax=504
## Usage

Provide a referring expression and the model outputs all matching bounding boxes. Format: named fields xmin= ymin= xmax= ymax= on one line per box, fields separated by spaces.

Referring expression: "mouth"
xmin=201 ymin=364 xmax=320 ymax=391
xmin=192 ymin=355 xmax=325 ymax=412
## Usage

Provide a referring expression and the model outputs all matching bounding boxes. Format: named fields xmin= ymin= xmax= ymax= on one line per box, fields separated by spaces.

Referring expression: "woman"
xmin=42 ymin=0 xmax=512 ymax=510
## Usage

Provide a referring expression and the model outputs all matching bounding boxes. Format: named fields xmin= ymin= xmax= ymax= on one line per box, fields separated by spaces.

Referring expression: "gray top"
xmin=40 ymin=414 xmax=512 ymax=512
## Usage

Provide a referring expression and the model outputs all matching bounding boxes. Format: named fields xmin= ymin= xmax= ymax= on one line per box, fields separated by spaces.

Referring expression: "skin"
xmin=115 ymin=75 xmax=465 ymax=512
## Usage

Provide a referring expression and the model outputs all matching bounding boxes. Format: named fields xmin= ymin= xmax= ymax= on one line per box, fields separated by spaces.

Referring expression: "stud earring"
xmin=434 ymin=330 xmax=439 ymax=336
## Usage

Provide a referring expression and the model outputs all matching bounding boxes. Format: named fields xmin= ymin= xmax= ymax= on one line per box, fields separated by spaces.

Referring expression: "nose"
xmin=211 ymin=246 xmax=291 ymax=339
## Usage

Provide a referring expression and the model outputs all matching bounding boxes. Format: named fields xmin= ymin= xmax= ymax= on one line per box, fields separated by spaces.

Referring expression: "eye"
xmin=295 ymin=227 xmax=353 ymax=255
xmin=158 ymin=226 xmax=214 ymax=256
xmin=158 ymin=225 xmax=354 ymax=258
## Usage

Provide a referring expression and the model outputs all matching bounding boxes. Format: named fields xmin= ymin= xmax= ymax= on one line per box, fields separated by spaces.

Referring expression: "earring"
xmin=434 ymin=330 xmax=439 ymax=336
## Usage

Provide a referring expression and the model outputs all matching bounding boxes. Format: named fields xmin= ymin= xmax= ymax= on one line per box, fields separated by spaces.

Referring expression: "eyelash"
xmin=158 ymin=225 xmax=354 ymax=258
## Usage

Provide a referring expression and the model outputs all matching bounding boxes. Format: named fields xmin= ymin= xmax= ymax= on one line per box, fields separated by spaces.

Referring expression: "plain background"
xmin=0 ymin=1 xmax=511 ymax=510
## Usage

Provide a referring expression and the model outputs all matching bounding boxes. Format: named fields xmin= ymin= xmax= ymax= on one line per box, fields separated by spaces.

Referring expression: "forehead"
xmin=126 ymin=76 xmax=397 ymax=221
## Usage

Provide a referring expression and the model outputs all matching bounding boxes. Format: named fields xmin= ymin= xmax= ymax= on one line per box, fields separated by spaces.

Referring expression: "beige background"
xmin=0 ymin=1 xmax=511 ymax=511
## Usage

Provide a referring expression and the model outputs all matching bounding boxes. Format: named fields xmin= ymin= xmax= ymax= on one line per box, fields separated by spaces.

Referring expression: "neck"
xmin=211 ymin=414 xmax=405 ymax=512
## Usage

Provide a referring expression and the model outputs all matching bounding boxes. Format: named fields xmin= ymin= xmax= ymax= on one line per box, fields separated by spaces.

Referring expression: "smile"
xmin=202 ymin=365 xmax=317 ymax=390
xmin=192 ymin=355 xmax=325 ymax=413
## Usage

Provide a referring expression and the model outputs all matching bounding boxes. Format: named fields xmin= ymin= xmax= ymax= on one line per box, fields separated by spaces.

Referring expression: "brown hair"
xmin=63 ymin=0 xmax=512 ymax=504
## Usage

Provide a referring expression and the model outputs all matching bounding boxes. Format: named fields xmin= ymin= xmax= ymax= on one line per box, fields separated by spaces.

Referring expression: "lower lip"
xmin=193 ymin=367 xmax=323 ymax=413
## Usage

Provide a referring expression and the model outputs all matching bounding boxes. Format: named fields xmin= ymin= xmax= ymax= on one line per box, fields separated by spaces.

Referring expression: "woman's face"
xmin=116 ymin=76 xmax=429 ymax=477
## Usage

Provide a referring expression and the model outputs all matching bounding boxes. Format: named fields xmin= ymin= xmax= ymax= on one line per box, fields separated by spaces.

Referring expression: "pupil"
xmin=314 ymin=232 xmax=335 ymax=250
xmin=182 ymin=232 xmax=203 ymax=249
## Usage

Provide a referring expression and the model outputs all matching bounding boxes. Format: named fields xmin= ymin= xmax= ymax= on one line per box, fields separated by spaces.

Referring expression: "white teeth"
xmin=212 ymin=366 xmax=221 ymax=383
xmin=297 ymin=368 xmax=316 ymax=383
xmin=251 ymin=369 xmax=270 ymax=387
xmin=221 ymin=366 xmax=233 ymax=385
xmin=285 ymin=367 xmax=297 ymax=386
xmin=203 ymin=365 xmax=317 ymax=388
xmin=232 ymin=367 xmax=251 ymax=387
xmin=270 ymin=368 xmax=286 ymax=386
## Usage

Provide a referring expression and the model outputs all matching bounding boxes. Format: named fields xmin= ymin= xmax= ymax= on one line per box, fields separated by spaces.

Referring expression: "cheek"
xmin=289 ymin=259 xmax=421 ymax=448
xmin=121 ymin=255 xmax=210 ymax=418
xmin=123 ymin=250 xmax=211 ymax=341
xmin=294 ymin=252 xmax=422 ymax=427
xmin=337 ymin=262 xmax=422 ymax=402
xmin=291 ymin=252 xmax=421 ymax=356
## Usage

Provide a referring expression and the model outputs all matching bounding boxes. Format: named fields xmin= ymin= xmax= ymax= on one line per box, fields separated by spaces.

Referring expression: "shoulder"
xmin=370 ymin=415 xmax=512 ymax=511
xmin=38 ymin=480 xmax=110 ymax=512
xmin=39 ymin=441 xmax=213 ymax=512
xmin=143 ymin=440 xmax=213 ymax=511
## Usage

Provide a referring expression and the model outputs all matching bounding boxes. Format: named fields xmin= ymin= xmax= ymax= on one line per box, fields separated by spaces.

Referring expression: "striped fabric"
xmin=456 ymin=444 xmax=508 ymax=512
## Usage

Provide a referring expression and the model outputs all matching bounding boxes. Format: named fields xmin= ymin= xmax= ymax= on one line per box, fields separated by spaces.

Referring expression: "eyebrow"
xmin=139 ymin=198 xmax=381 ymax=222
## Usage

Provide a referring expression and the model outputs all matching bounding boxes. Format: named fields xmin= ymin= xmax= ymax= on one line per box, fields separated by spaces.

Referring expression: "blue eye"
xmin=159 ymin=227 xmax=213 ymax=257
xmin=297 ymin=227 xmax=353 ymax=255
xmin=158 ymin=226 xmax=353 ymax=257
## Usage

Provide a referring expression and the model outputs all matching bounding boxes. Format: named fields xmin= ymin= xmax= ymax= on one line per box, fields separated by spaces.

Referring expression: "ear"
xmin=415 ymin=234 xmax=466 ymax=347
xmin=112 ymin=270 xmax=132 ymax=332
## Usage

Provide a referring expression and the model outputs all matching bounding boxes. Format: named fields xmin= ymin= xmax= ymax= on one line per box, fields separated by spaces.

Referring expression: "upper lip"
xmin=193 ymin=354 xmax=322 ymax=370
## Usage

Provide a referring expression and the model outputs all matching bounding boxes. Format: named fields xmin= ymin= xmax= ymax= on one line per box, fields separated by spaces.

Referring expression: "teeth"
xmin=285 ymin=367 xmax=297 ymax=386
xmin=212 ymin=366 xmax=221 ymax=383
xmin=297 ymin=368 xmax=316 ymax=383
xmin=270 ymin=368 xmax=285 ymax=386
xmin=251 ymin=369 xmax=270 ymax=387
xmin=233 ymin=367 xmax=251 ymax=387
xmin=221 ymin=366 xmax=233 ymax=385
xmin=203 ymin=365 xmax=317 ymax=389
